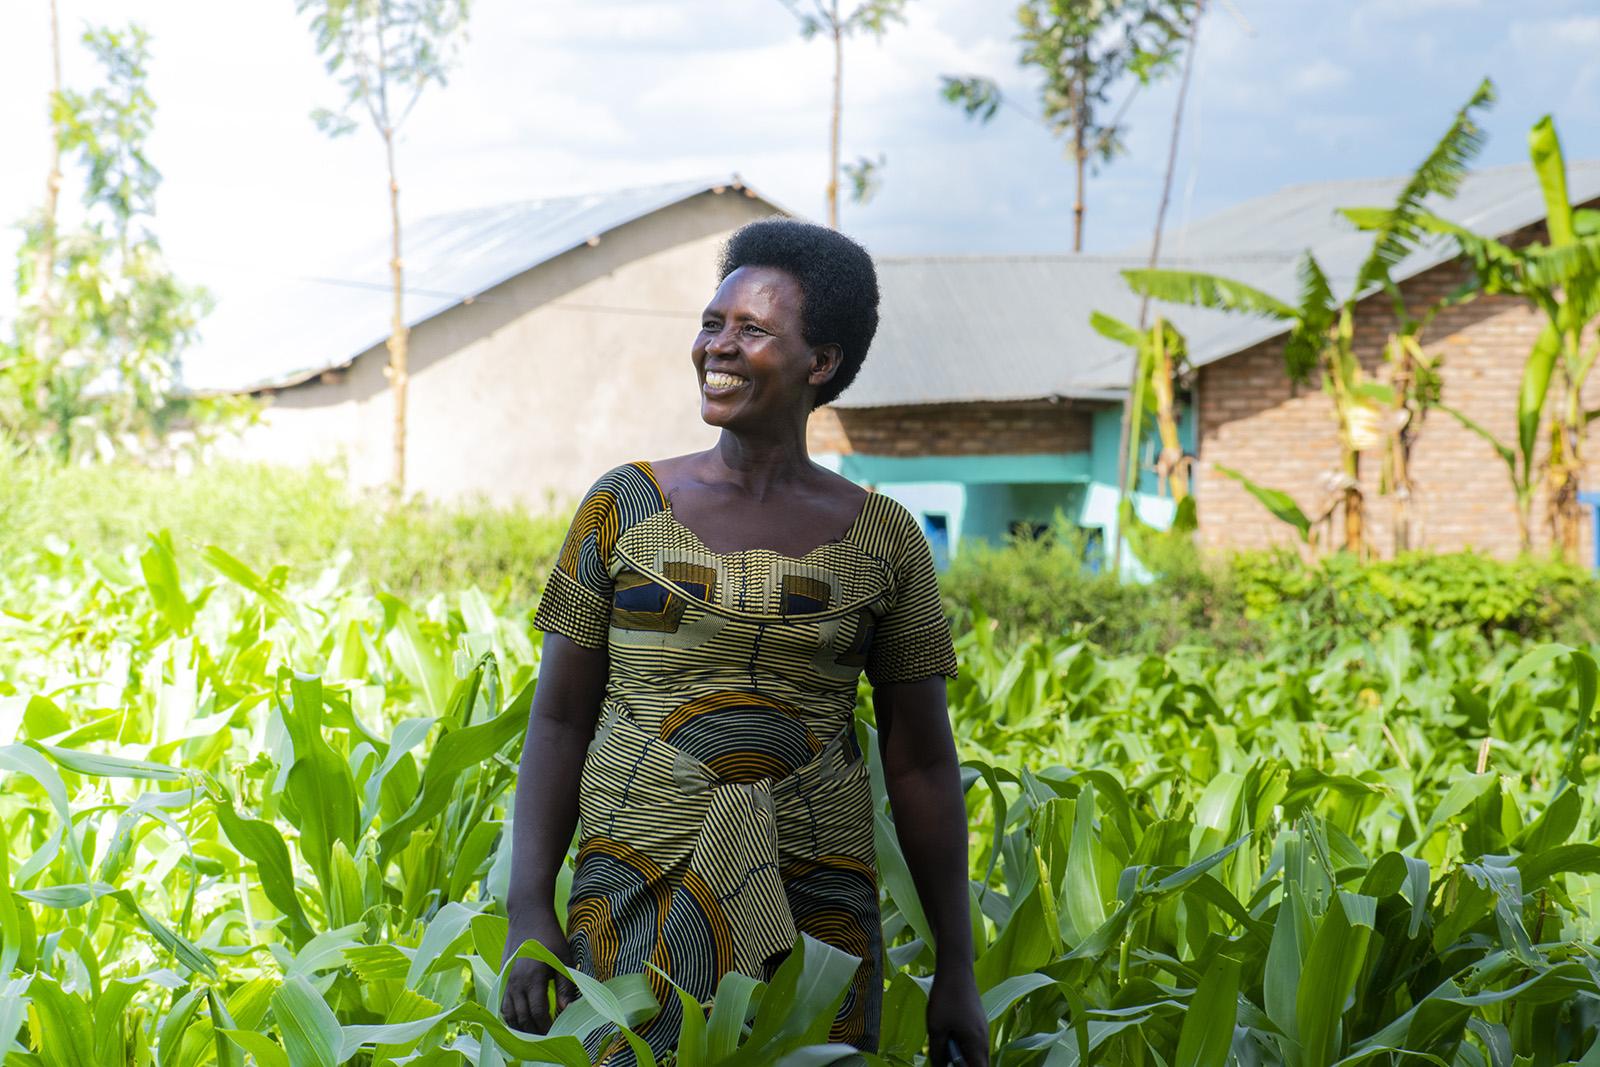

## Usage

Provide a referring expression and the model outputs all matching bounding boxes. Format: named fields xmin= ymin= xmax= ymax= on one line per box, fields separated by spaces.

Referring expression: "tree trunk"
xmin=1071 ymin=117 xmax=1086 ymax=254
xmin=1542 ymin=351 xmax=1585 ymax=561
xmin=1387 ymin=337 xmax=1414 ymax=555
xmin=32 ymin=0 xmax=64 ymax=357
xmin=1152 ymin=323 xmax=1188 ymax=502
xmin=1110 ymin=0 xmax=1202 ymax=571
xmin=384 ymin=129 xmax=409 ymax=498
xmin=1343 ymin=450 xmax=1364 ymax=556
xmin=827 ymin=9 xmax=842 ymax=230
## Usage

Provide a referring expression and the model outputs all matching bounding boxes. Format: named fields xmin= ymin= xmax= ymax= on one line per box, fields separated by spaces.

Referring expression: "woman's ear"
xmin=810 ymin=343 xmax=844 ymax=386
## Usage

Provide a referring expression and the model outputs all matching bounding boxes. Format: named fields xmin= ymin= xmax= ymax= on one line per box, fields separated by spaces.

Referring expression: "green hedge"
xmin=0 ymin=449 xmax=568 ymax=603
xmin=940 ymin=522 xmax=1600 ymax=653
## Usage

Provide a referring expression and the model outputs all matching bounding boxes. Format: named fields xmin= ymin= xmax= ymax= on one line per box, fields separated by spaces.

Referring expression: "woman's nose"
xmin=704 ymin=327 xmax=737 ymax=356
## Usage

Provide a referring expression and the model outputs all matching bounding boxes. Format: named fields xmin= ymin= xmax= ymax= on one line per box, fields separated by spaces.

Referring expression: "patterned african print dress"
xmin=530 ymin=459 xmax=959 ymax=1064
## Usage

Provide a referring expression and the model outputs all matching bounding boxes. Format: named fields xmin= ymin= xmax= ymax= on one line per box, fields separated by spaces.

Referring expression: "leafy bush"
xmin=938 ymin=518 xmax=1260 ymax=654
xmin=0 ymin=448 xmax=568 ymax=603
xmin=941 ymin=516 xmax=1600 ymax=654
xmin=1232 ymin=547 xmax=1600 ymax=648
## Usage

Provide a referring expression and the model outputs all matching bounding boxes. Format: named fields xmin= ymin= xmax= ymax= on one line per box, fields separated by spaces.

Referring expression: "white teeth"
xmin=706 ymin=372 xmax=748 ymax=389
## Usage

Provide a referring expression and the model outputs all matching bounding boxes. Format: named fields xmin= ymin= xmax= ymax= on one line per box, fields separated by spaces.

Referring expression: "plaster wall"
xmin=219 ymin=190 xmax=776 ymax=510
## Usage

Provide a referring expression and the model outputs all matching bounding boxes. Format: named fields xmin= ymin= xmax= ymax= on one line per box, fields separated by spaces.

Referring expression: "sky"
xmin=1 ymin=0 xmax=1598 ymax=340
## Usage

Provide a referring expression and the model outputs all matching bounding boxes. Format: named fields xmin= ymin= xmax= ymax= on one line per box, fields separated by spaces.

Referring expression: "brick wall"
xmin=1196 ymin=217 xmax=1600 ymax=564
xmin=808 ymin=399 xmax=1097 ymax=457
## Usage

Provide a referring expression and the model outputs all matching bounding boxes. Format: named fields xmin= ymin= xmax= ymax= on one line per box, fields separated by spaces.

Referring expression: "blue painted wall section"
xmin=817 ymin=400 xmax=1196 ymax=576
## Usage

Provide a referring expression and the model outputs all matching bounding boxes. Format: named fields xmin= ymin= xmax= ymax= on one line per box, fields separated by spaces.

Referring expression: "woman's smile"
xmin=703 ymin=369 xmax=750 ymax=396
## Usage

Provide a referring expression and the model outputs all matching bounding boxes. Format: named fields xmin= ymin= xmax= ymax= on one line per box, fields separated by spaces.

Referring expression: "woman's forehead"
xmin=708 ymin=265 xmax=802 ymax=314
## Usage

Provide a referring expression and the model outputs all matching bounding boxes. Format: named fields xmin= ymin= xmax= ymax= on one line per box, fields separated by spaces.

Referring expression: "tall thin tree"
xmin=776 ymin=0 xmax=908 ymax=228
xmin=296 ymin=0 xmax=471 ymax=496
xmin=942 ymin=0 xmax=1194 ymax=252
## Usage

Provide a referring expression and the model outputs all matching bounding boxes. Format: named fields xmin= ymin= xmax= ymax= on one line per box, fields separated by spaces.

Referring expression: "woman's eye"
xmin=702 ymin=321 xmax=719 ymax=331
xmin=743 ymin=324 xmax=766 ymax=335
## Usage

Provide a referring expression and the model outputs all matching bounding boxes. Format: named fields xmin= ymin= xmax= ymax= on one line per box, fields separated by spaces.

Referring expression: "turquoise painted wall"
xmin=818 ymin=399 xmax=1196 ymax=575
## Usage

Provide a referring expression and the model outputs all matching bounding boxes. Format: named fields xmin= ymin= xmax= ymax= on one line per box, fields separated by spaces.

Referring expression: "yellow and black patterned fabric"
xmin=531 ymin=460 xmax=958 ymax=1064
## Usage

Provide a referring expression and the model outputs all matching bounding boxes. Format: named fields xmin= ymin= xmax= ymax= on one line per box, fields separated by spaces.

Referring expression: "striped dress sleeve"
xmin=533 ymin=469 xmax=621 ymax=650
xmin=866 ymin=501 xmax=959 ymax=687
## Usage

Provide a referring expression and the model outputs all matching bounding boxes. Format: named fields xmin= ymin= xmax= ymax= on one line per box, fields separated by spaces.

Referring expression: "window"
xmin=921 ymin=512 xmax=951 ymax=570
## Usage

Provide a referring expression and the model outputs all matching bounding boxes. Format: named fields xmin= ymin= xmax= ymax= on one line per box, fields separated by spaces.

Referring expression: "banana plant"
xmin=1090 ymin=313 xmax=1193 ymax=508
xmin=1361 ymin=114 xmax=1600 ymax=560
xmin=1336 ymin=78 xmax=1494 ymax=554
xmin=1125 ymin=81 xmax=1501 ymax=559
xmin=1122 ymin=254 xmax=1387 ymax=555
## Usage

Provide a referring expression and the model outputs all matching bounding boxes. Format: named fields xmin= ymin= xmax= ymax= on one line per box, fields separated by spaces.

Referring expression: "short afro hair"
xmin=717 ymin=217 xmax=879 ymax=409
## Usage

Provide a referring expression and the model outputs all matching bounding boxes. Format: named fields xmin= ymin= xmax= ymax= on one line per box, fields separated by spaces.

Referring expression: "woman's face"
xmin=693 ymin=265 xmax=839 ymax=430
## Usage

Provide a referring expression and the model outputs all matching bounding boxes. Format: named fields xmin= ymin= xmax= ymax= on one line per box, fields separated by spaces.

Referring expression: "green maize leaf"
xmin=976 ymin=876 xmax=1056 ymax=986
xmin=25 ymin=974 xmax=96 ymax=1067
xmin=278 ymin=673 xmax=360 ymax=892
xmin=157 ymin=987 xmax=206 ymax=1067
xmin=1296 ymin=893 xmax=1377 ymax=1066
xmin=1515 ymin=842 xmax=1600 ymax=889
xmin=360 ymin=716 xmax=434 ymax=826
xmin=33 ymin=739 xmax=184 ymax=781
xmin=285 ymin=922 xmax=365 ymax=979
xmin=221 ymin=1030 xmax=291 ymax=1067
xmin=501 ymin=935 xmax=660 ymax=1063
xmin=665 ymin=977 xmax=709 ymax=1067
xmin=213 ymin=792 xmax=315 ymax=945
xmin=1513 ymin=784 xmax=1580 ymax=853
xmin=705 ymin=969 xmax=763 ymax=1062
xmin=722 ymin=934 xmax=859 ymax=1066
xmin=92 ymin=979 xmax=143 ymax=1066
xmin=377 ymin=593 xmax=454 ymax=716
xmin=207 ymin=989 xmax=243 ymax=1067
xmin=0 ymin=977 xmax=30 ymax=1058
xmin=407 ymin=901 xmax=480 ymax=988
xmin=141 ymin=530 xmax=195 ymax=635
xmin=981 ymin=972 xmax=1056 ymax=1023
xmin=543 ymin=972 xmax=660 ymax=1043
xmin=1173 ymin=949 xmax=1242 ymax=1067
xmin=377 ymin=679 xmax=534 ymax=865
xmin=1062 ymin=786 xmax=1107 ymax=942
xmin=962 ymin=758 xmax=1011 ymax=898
xmin=767 ymin=1047 xmax=862 ymax=1066
xmin=270 ymin=976 xmax=342 ymax=1067
xmin=877 ymin=972 xmax=929 ymax=1061
xmin=1412 ymin=773 xmax=1495 ymax=852
xmin=20 ymin=882 xmax=217 ymax=977
xmin=202 ymin=545 xmax=304 ymax=628
xmin=0 ymin=742 xmax=81 ymax=881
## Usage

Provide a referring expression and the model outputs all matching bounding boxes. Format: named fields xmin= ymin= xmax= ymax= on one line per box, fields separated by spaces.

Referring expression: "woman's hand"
xmin=499 ymin=908 xmax=580 ymax=1034
xmin=928 ymin=966 xmax=988 ymax=1066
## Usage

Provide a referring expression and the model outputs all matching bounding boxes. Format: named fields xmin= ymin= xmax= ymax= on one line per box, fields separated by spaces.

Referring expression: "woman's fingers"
xmin=555 ymin=973 xmax=581 ymax=1011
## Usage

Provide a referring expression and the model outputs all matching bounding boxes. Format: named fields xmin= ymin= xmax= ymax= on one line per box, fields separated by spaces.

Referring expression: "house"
xmin=185 ymin=178 xmax=780 ymax=508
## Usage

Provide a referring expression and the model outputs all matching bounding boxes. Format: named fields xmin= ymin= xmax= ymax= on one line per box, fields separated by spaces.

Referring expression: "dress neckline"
xmin=636 ymin=460 xmax=873 ymax=561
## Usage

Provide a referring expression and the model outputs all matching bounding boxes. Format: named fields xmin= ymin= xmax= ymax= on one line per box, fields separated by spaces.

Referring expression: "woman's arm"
xmin=876 ymin=675 xmax=989 ymax=1067
xmin=500 ymin=631 xmax=609 ymax=1034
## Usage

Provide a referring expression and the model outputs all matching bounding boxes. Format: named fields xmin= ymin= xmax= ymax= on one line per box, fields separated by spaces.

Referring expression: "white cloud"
xmin=1511 ymin=14 xmax=1600 ymax=51
xmin=1291 ymin=59 xmax=1351 ymax=94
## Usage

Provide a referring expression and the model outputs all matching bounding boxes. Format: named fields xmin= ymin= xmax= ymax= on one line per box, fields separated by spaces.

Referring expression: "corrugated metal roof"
xmin=182 ymin=176 xmax=780 ymax=392
xmin=835 ymin=160 xmax=1600 ymax=408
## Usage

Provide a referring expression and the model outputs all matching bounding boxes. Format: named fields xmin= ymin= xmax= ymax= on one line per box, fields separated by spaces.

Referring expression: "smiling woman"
xmin=499 ymin=218 xmax=990 ymax=1066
